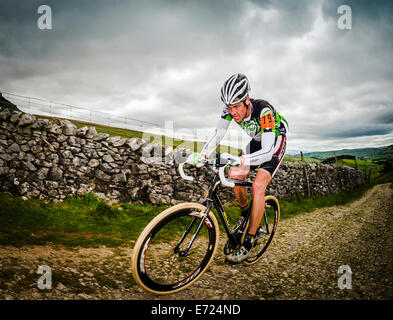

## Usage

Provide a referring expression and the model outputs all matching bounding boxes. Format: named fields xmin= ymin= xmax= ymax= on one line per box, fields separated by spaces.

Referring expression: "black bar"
xmin=212 ymin=192 xmax=236 ymax=244
xmin=0 ymin=300 xmax=389 ymax=319
xmin=184 ymin=214 xmax=207 ymax=254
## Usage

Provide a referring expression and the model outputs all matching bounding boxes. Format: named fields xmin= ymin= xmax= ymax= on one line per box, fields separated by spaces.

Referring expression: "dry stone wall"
xmin=0 ymin=107 xmax=366 ymax=205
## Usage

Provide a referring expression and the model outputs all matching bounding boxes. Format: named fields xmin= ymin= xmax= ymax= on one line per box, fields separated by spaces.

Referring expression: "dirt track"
xmin=1 ymin=183 xmax=393 ymax=300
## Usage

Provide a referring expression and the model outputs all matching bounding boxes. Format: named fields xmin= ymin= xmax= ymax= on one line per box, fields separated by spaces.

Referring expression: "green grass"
xmin=284 ymin=155 xmax=321 ymax=163
xmin=373 ymin=171 xmax=393 ymax=185
xmin=0 ymin=192 xmax=169 ymax=247
xmin=303 ymin=147 xmax=386 ymax=160
xmin=336 ymin=159 xmax=384 ymax=180
xmin=1 ymin=175 xmax=389 ymax=248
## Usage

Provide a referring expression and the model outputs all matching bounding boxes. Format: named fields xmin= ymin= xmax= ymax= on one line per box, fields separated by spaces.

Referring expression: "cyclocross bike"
xmin=131 ymin=152 xmax=280 ymax=295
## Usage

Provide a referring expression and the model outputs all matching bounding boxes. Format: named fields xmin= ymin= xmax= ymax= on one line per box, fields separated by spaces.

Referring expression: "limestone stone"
xmin=62 ymin=120 xmax=77 ymax=136
xmin=37 ymin=167 xmax=49 ymax=180
xmin=10 ymin=111 xmax=22 ymax=123
xmin=88 ymin=159 xmax=100 ymax=168
xmin=95 ymin=169 xmax=111 ymax=182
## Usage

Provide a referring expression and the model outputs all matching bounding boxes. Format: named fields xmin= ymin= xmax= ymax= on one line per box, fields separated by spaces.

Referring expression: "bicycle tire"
xmin=131 ymin=202 xmax=219 ymax=295
xmin=243 ymin=195 xmax=280 ymax=265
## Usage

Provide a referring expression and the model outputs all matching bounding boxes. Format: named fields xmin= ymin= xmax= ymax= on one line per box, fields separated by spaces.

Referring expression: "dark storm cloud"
xmin=279 ymin=0 xmax=393 ymax=149
xmin=322 ymin=125 xmax=393 ymax=139
xmin=377 ymin=113 xmax=393 ymax=125
xmin=1 ymin=0 xmax=393 ymax=151
xmin=0 ymin=0 xmax=248 ymax=107
xmin=249 ymin=0 xmax=320 ymax=37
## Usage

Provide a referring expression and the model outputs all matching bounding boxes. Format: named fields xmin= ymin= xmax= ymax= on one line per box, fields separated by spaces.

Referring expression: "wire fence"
xmin=0 ymin=91 xmax=244 ymax=152
xmin=1 ymin=91 xmax=163 ymax=134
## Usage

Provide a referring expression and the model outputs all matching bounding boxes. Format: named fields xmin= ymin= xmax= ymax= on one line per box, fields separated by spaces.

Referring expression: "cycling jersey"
xmin=201 ymin=99 xmax=288 ymax=170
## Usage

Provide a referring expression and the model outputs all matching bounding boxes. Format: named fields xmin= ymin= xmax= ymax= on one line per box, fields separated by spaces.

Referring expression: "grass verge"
xmin=0 ymin=193 xmax=169 ymax=247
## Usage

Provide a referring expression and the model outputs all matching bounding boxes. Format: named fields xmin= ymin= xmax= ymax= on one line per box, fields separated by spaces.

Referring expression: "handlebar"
xmin=179 ymin=162 xmax=194 ymax=181
xmin=218 ymin=165 xmax=235 ymax=187
xmin=178 ymin=152 xmax=237 ymax=188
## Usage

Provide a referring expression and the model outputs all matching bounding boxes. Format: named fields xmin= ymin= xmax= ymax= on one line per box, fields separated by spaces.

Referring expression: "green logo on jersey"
xmin=240 ymin=118 xmax=261 ymax=133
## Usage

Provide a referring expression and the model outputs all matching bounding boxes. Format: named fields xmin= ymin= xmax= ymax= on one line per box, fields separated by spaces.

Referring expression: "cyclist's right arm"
xmin=201 ymin=110 xmax=231 ymax=158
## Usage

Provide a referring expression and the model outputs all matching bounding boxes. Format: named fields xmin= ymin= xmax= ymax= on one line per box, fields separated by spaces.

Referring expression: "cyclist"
xmin=188 ymin=73 xmax=288 ymax=263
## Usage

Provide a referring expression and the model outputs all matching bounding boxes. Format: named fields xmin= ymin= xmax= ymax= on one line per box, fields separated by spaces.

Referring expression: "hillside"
xmin=303 ymin=145 xmax=393 ymax=162
xmin=379 ymin=145 xmax=393 ymax=154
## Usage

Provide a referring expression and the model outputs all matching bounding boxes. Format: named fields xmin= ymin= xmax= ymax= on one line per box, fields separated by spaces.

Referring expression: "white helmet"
xmin=220 ymin=73 xmax=250 ymax=105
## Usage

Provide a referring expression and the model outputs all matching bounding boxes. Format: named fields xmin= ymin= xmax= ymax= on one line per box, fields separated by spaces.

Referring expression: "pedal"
xmin=224 ymin=240 xmax=240 ymax=256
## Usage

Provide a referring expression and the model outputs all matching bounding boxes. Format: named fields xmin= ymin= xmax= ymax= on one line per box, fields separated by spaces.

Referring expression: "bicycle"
xmin=131 ymin=152 xmax=280 ymax=295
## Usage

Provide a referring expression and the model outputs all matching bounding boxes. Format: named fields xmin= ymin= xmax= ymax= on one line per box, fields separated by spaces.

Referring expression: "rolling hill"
xmin=303 ymin=145 xmax=393 ymax=162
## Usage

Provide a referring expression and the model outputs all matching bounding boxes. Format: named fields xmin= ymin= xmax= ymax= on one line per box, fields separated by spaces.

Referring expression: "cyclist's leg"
xmin=229 ymin=139 xmax=257 ymax=207
xmin=227 ymin=136 xmax=286 ymax=263
xmin=228 ymin=165 xmax=250 ymax=207
xmin=249 ymin=135 xmax=286 ymax=235
xmin=249 ymin=168 xmax=271 ymax=235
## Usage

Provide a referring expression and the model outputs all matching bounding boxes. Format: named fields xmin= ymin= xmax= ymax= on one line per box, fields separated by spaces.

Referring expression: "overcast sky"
xmin=1 ymin=0 xmax=393 ymax=153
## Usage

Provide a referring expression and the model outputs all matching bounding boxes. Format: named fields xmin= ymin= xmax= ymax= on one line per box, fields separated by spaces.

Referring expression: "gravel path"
xmin=1 ymin=183 xmax=393 ymax=300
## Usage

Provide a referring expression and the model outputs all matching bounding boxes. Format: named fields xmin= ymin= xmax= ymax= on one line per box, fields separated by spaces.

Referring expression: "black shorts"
xmin=239 ymin=135 xmax=286 ymax=177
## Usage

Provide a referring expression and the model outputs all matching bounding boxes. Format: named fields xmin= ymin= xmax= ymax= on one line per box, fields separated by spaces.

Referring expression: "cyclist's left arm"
xmin=241 ymin=132 xmax=275 ymax=166
xmin=241 ymin=107 xmax=276 ymax=167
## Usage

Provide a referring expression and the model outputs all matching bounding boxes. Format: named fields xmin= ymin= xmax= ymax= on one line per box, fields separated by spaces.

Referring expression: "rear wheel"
xmin=131 ymin=203 xmax=219 ymax=295
xmin=243 ymin=196 xmax=280 ymax=265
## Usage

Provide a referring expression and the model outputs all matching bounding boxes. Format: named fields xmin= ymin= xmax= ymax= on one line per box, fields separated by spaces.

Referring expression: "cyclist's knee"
xmin=228 ymin=167 xmax=249 ymax=179
xmin=252 ymin=170 xmax=271 ymax=194
xmin=252 ymin=180 xmax=267 ymax=194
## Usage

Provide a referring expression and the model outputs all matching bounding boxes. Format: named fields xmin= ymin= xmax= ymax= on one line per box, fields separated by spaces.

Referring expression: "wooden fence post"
xmin=300 ymin=151 xmax=311 ymax=197
xmin=354 ymin=157 xmax=358 ymax=170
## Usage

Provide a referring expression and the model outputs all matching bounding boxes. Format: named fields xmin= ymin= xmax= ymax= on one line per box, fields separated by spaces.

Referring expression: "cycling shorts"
xmin=239 ymin=135 xmax=286 ymax=177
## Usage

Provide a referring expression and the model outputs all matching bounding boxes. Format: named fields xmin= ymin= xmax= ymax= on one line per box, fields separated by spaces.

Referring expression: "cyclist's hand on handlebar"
xmin=220 ymin=153 xmax=243 ymax=167
xmin=187 ymin=152 xmax=206 ymax=167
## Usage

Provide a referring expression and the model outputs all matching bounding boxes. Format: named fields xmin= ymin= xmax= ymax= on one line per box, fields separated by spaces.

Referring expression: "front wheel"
xmin=243 ymin=195 xmax=280 ymax=265
xmin=131 ymin=203 xmax=219 ymax=295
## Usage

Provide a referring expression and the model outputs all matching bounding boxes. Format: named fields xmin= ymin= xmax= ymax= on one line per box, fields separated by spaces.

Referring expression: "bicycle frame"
xmin=174 ymin=166 xmax=255 ymax=257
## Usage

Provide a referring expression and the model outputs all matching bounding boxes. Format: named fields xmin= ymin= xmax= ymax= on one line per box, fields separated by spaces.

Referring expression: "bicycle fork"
xmin=173 ymin=211 xmax=209 ymax=257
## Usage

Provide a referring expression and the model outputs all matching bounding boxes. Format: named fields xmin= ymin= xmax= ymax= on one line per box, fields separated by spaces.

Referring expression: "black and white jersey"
xmin=201 ymin=99 xmax=288 ymax=167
